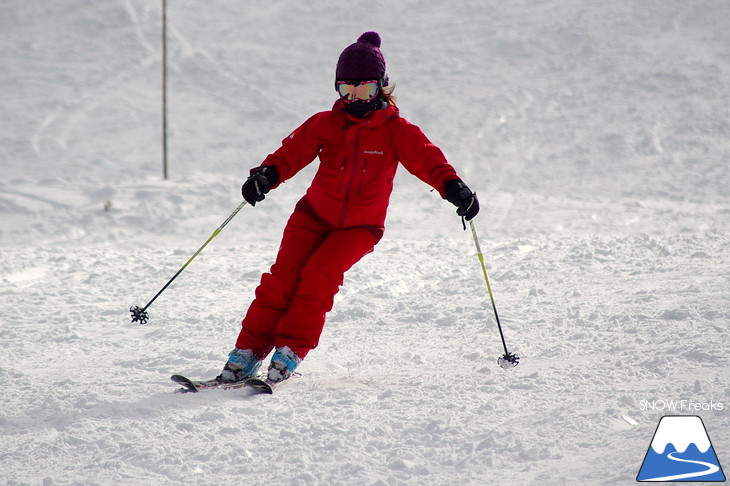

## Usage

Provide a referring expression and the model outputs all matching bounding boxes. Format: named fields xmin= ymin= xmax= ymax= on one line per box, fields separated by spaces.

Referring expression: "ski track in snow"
xmin=1 ymin=0 xmax=729 ymax=485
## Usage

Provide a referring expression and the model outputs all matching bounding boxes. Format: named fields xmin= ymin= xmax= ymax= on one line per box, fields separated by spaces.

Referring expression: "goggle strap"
xmin=334 ymin=74 xmax=388 ymax=90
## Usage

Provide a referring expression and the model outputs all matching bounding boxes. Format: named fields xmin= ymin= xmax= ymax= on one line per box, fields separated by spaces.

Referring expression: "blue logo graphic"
xmin=637 ymin=415 xmax=725 ymax=482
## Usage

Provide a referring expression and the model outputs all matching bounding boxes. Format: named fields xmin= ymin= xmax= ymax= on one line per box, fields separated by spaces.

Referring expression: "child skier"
xmin=217 ymin=32 xmax=479 ymax=385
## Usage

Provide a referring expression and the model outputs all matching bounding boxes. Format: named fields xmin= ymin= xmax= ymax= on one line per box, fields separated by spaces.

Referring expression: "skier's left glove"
xmin=445 ymin=179 xmax=480 ymax=221
xmin=242 ymin=166 xmax=279 ymax=206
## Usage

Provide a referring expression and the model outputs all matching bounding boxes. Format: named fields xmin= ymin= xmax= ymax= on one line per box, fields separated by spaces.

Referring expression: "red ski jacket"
xmin=258 ymin=100 xmax=459 ymax=230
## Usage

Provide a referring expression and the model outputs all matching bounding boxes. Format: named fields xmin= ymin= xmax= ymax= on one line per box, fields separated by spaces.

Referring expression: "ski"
xmin=248 ymin=372 xmax=302 ymax=393
xmin=170 ymin=373 xmax=301 ymax=395
xmin=170 ymin=374 xmax=253 ymax=393
xmin=243 ymin=378 xmax=275 ymax=395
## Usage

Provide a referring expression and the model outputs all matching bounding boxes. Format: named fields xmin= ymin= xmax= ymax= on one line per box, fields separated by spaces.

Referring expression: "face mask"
xmin=344 ymin=97 xmax=383 ymax=118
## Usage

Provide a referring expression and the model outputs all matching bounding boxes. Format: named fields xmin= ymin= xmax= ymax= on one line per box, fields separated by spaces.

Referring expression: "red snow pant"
xmin=235 ymin=201 xmax=383 ymax=360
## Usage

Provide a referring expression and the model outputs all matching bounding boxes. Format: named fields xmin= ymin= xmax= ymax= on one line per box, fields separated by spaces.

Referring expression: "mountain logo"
xmin=637 ymin=415 xmax=725 ymax=482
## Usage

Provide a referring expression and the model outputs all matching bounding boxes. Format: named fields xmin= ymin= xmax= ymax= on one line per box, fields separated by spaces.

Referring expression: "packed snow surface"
xmin=1 ymin=1 xmax=728 ymax=485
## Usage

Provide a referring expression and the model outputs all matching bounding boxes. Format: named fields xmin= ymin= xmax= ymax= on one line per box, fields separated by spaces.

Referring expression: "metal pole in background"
xmin=162 ymin=0 xmax=168 ymax=179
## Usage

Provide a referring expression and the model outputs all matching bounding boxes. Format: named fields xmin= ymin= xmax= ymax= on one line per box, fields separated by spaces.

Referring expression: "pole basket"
xmin=497 ymin=352 xmax=520 ymax=369
xmin=130 ymin=305 xmax=149 ymax=325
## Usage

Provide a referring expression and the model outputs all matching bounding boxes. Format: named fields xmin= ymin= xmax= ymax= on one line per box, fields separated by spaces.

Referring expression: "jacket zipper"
xmin=339 ymin=127 xmax=361 ymax=227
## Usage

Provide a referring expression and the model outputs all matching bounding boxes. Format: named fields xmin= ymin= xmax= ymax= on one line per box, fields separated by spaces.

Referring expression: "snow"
xmin=1 ymin=0 xmax=728 ymax=484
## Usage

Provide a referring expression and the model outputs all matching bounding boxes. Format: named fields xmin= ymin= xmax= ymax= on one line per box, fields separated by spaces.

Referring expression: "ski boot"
xmin=216 ymin=348 xmax=262 ymax=384
xmin=267 ymin=346 xmax=302 ymax=383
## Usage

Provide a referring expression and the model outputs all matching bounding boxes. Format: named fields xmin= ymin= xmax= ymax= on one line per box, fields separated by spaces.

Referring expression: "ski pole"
xmin=469 ymin=219 xmax=520 ymax=368
xmin=130 ymin=201 xmax=248 ymax=324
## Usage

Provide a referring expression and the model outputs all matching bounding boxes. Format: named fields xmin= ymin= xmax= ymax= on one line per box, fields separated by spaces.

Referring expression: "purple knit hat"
xmin=336 ymin=32 xmax=386 ymax=81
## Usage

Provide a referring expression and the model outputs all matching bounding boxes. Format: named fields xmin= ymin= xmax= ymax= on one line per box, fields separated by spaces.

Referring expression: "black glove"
xmin=445 ymin=179 xmax=480 ymax=221
xmin=241 ymin=166 xmax=279 ymax=206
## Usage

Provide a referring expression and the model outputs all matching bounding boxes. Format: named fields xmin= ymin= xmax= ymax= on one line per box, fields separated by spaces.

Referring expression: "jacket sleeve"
xmin=257 ymin=112 xmax=330 ymax=188
xmin=393 ymin=119 xmax=459 ymax=198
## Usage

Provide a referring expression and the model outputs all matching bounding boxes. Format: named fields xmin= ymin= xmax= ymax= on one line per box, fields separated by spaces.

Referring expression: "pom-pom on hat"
xmin=336 ymin=31 xmax=386 ymax=81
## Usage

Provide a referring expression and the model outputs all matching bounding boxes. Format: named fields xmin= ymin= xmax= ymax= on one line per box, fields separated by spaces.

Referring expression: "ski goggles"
xmin=336 ymin=80 xmax=380 ymax=103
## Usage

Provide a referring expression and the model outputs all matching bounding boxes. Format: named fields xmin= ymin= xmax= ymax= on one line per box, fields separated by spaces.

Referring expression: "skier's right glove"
xmin=445 ymin=179 xmax=479 ymax=221
xmin=242 ymin=166 xmax=279 ymax=206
